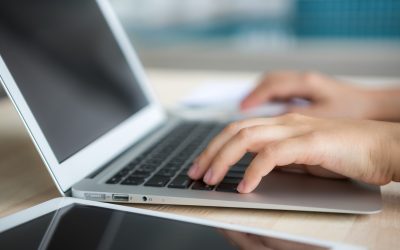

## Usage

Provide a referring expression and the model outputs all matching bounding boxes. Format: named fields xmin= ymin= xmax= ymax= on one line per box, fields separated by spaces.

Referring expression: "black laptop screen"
xmin=0 ymin=0 xmax=149 ymax=162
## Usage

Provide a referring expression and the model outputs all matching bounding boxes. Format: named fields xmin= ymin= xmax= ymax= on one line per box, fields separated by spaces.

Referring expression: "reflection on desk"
xmin=1 ymin=200 xmax=361 ymax=250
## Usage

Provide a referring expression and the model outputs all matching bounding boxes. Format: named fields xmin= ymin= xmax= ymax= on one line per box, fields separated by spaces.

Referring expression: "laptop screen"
xmin=0 ymin=1 xmax=149 ymax=162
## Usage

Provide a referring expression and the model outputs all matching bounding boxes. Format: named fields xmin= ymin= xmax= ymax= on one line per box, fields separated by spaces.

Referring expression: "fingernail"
xmin=188 ymin=163 xmax=198 ymax=177
xmin=237 ymin=180 xmax=246 ymax=193
xmin=204 ymin=169 xmax=213 ymax=183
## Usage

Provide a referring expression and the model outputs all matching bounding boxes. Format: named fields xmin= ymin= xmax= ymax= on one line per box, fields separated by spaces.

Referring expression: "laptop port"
xmin=112 ymin=194 xmax=129 ymax=202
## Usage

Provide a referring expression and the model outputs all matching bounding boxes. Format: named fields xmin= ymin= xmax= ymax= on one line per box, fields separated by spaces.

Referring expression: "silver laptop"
xmin=0 ymin=0 xmax=382 ymax=214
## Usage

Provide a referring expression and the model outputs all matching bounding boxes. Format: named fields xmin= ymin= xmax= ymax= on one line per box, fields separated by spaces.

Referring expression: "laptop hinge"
xmin=64 ymin=188 xmax=72 ymax=197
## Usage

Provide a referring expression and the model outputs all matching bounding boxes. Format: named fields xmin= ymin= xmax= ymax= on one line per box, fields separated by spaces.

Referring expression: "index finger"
xmin=188 ymin=118 xmax=282 ymax=180
xmin=240 ymin=72 xmax=314 ymax=110
xmin=237 ymin=135 xmax=323 ymax=193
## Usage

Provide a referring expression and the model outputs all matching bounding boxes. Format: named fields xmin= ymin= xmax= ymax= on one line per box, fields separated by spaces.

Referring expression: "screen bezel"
xmin=0 ymin=197 xmax=362 ymax=250
xmin=0 ymin=0 xmax=166 ymax=193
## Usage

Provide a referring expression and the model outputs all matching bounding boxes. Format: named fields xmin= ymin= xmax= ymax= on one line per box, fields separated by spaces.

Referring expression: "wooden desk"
xmin=0 ymin=69 xmax=399 ymax=250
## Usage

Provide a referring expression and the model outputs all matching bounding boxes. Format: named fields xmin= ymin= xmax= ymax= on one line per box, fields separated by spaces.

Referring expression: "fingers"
xmin=237 ymin=136 xmax=322 ymax=193
xmin=188 ymin=118 xmax=282 ymax=180
xmin=287 ymin=105 xmax=324 ymax=117
xmin=188 ymin=114 xmax=324 ymax=194
xmin=201 ymin=125 xmax=306 ymax=185
xmin=240 ymin=72 xmax=317 ymax=110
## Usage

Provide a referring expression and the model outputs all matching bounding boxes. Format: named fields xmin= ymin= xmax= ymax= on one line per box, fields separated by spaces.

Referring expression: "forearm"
xmin=363 ymin=89 xmax=400 ymax=122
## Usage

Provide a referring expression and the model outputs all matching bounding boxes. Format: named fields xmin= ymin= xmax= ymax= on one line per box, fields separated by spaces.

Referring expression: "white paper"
xmin=180 ymin=81 xmax=255 ymax=108
xmin=177 ymin=81 xmax=288 ymax=121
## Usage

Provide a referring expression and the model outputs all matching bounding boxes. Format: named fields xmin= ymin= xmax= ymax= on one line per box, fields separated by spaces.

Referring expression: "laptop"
xmin=0 ymin=0 xmax=382 ymax=214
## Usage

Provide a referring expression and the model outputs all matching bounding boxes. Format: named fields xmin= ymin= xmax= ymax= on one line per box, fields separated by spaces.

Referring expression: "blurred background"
xmin=1 ymin=0 xmax=400 ymax=97
xmin=110 ymin=0 xmax=400 ymax=76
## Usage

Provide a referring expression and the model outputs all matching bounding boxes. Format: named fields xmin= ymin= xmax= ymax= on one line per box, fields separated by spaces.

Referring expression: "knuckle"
xmin=262 ymin=71 xmax=289 ymax=84
xmin=212 ymin=154 xmax=228 ymax=166
xmin=200 ymin=147 xmax=213 ymax=160
xmin=288 ymin=112 xmax=300 ymax=119
xmin=246 ymin=164 xmax=266 ymax=179
xmin=224 ymin=121 xmax=242 ymax=134
xmin=243 ymin=169 xmax=257 ymax=180
xmin=237 ymin=127 xmax=253 ymax=141
xmin=302 ymin=71 xmax=320 ymax=85
xmin=366 ymin=138 xmax=392 ymax=185
xmin=305 ymin=131 xmax=322 ymax=144
xmin=260 ymin=144 xmax=275 ymax=156
xmin=211 ymin=156 xmax=231 ymax=173
xmin=283 ymin=112 xmax=304 ymax=121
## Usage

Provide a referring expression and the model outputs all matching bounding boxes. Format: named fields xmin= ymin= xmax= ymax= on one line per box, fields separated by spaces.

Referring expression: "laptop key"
xmin=106 ymin=176 xmax=122 ymax=184
xmin=178 ymin=171 xmax=190 ymax=177
xmin=168 ymin=176 xmax=193 ymax=189
xmin=125 ymin=164 xmax=137 ymax=170
xmin=145 ymin=158 xmax=163 ymax=165
xmin=144 ymin=176 xmax=170 ymax=187
xmin=238 ymin=153 xmax=253 ymax=165
xmin=170 ymin=159 xmax=185 ymax=165
xmin=163 ymin=163 xmax=181 ymax=171
xmin=106 ymin=170 xmax=128 ymax=184
xmin=226 ymin=172 xmax=244 ymax=178
xmin=119 ymin=168 xmax=131 ymax=176
xmin=156 ymin=169 xmax=177 ymax=177
xmin=221 ymin=177 xmax=242 ymax=185
xmin=230 ymin=164 xmax=247 ymax=173
xmin=130 ymin=170 xmax=151 ymax=178
xmin=138 ymin=164 xmax=158 ymax=172
xmin=106 ymin=122 xmax=221 ymax=187
xmin=215 ymin=177 xmax=241 ymax=192
xmin=192 ymin=181 xmax=214 ymax=191
xmin=121 ymin=177 xmax=145 ymax=186
xmin=181 ymin=163 xmax=193 ymax=171
xmin=216 ymin=183 xmax=239 ymax=193
xmin=113 ymin=172 xmax=126 ymax=179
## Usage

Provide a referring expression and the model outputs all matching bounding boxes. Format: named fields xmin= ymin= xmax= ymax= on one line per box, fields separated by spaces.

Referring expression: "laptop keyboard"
xmin=106 ymin=122 xmax=253 ymax=193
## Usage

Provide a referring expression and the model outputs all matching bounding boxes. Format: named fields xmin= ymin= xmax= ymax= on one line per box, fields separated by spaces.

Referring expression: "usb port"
xmin=112 ymin=194 xmax=129 ymax=202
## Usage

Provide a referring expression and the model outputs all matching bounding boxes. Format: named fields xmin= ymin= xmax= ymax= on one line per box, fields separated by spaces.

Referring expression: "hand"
xmin=241 ymin=71 xmax=400 ymax=121
xmin=188 ymin=114 xmax=400 ymax=193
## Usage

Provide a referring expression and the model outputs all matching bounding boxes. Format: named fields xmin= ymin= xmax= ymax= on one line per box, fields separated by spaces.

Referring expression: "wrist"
xmin=360 ymin=89 xmax=400 ymax=122
xmin=370 ymin=121 xmax=400 ymax=184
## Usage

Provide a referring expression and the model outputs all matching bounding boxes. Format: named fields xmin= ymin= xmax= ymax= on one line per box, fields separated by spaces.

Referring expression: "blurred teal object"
xmin=295 ymin=0 xmax=400 ymax=39
xmin=113 ymin=0 xmax=400 ymax=48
